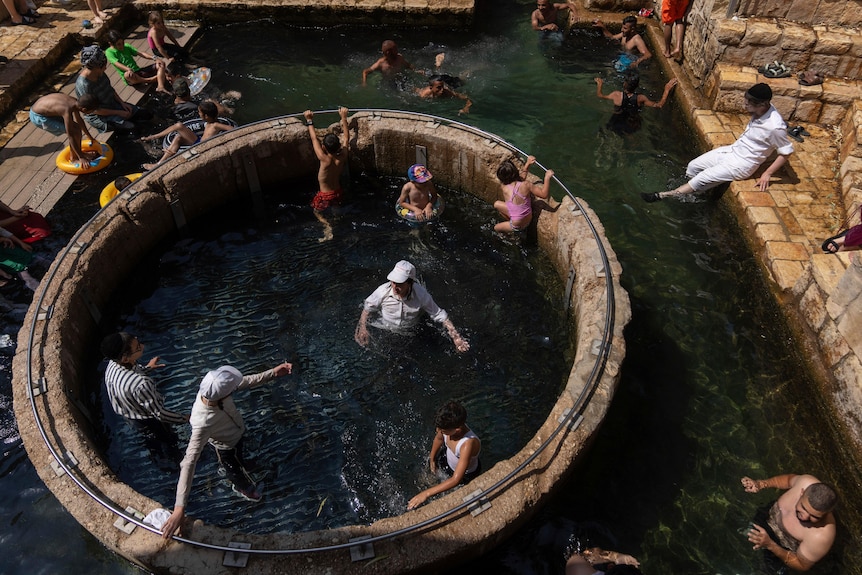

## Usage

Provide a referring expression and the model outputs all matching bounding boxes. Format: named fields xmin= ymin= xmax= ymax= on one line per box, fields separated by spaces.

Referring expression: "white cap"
xmin=199 ymin=365 xmax=243 ymax=401
xmin=387 ymin=260 xmax=416 ymax=283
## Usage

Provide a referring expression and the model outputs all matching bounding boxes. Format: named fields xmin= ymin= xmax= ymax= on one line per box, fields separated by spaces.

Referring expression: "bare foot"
xmin=142 ymin=162 xmax=158 ymax=171
xmin=670 ymin=48 xmax=681 ymax=57
xmin=156 ymin=87 xmax=172 ymax=94
xmin=93 ymin=16 xmax=104 ymax=25
xmin=435 ymin=53 xmax=446 ymax=69
xmin=97 ymin=10 xmax=108 ymax=18
xmin=662 ymin=49 xmax=671 ymax=58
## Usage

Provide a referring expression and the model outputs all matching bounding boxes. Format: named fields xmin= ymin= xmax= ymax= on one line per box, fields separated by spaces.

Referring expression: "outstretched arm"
xmin=408 ymin=435 xmax=478 ymax=509
xmin=303 ymin=110 xmax=327 ymax=161
xmin=640 ymin=78 xmax=678 ymax=108
xmin=442 ymin=318 xmax=469 ymax=352
xmin=747 ymin=524 xmax=817 ymax=571
xmin=756 ymin=154 xmax=789 ymax=192
xmin=630 ymin=36 xmax=652 ymax=67
xmin=355 ymin=309 xmax=371 ymax=346
xmin=532 ymin=169 xmax=554 ymax=200
xmin=339 ymin=106 xmax=350 ymax=151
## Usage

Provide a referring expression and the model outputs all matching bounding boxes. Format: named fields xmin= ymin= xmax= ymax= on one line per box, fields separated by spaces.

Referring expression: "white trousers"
xmin=686 ymin=146 xmax=760 ymax=192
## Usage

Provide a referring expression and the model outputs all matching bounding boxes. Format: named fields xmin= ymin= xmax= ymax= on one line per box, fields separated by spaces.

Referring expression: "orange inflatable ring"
xmin=99 ymin=173 xmax=142 ymax=208
xmin=56 ymin=140 xmax=113 ymax=175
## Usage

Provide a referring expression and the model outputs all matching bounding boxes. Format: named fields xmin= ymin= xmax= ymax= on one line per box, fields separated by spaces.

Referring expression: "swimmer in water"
xmin=362 ymin=40 xmax=415 ymax=86
xmin=531 ymin=0 xmax=580 ymax=32
xmin=305 ymin=106 xmax=351 ymax=242
xmin=416 ymin=78 xmax=472 ymax=115
xmin=593 ymin=16 xmax=652 ymax=69
xmin=397 ymin=164 xmax=439 ymax=222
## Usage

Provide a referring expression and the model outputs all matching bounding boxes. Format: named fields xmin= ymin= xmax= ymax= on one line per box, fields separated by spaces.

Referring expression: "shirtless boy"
xmin=531 ymin=0 xmax=580 ymax=32
xmin=398 ymin=164 xmax=439 ymax=222
xmin=29 ymin=93 xmax=99 ymax=166
xmin=593 ymin=16 xmax=652 ymax=68
xmin=362 ymin=40 xmax=414 ymax=86
xmin=305 ymin=107 xmax=350 ymax=242
xmin=141 ymin=100 xmax=233 ymax=170
xmin=416 ymin=79 xmax=472 ymax=115
xmin=741 ymin=473 xmax=837 ymax=571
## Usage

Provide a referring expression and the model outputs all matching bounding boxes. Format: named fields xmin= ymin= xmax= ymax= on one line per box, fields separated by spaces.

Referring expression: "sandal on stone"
xmin=798 ymin=70 xmax=824 ymax=86
xmin=11 ymin=15 xmax=36 ymax=25
xmin=759 ymin=61 xmax=791 ymax=78
xmin=23 ymin=9 xmax=40 ymax=18
xmin=788 ymin=126 xmax=804 ymax=143
xmin=821 ymin=230 xmax=848 ymax=253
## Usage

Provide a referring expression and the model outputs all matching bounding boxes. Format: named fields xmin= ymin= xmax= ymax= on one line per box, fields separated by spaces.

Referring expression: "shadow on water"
xmin=2 ymin=0 xmax=862 ymax=572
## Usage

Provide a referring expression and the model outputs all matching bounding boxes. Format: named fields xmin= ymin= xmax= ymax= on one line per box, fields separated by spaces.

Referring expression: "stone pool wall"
xmin=12 ymin=113 xmax=630 ymax=574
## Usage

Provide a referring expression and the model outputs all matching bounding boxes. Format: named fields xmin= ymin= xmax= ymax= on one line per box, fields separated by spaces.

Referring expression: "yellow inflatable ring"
xmin=99 ymin=173 xmax=142 ymax=208
xmin=396 ymin=196 xmax=445 ymax=226
xmin=56 ymin=140 xmax=113 ymax=175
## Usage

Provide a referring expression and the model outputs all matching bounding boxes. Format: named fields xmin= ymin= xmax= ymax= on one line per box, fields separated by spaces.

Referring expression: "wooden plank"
xmin=0 ymin=23 xmax=200 ymax=216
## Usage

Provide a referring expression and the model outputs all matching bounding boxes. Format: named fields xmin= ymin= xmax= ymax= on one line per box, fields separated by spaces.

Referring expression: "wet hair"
xmin=166 ymin=61 xmax=184 ymax=78
xmin=198 ymin=100 xmax=218 ymax=119
xmin=622 ymin=15 xmax=637 ymax=26
xmin=106 ymin=30 xmax=124 ymax=46
xmin=148 ymin=11 xmax=163 ymax=26
xmin=323 ymin=133 xmax=341 ymax=154
xmin=100 ymin=332 xmax=134 ymax=361
xmin=435 ymin=400 xmax=467 ymax=430
xmin=381 ymin=40 xmax=396 ymax=53
xmin=622 ymin=71 xmax=640 ymax=92
xmin=496 ymin=160 xmax=522 ymax=185
xmin=172 ymin=77 xmax=191 ymax=98
xmin=114 ymin=176 xmax=132 ymax=191
xmin=806 ymin=483 xmax=837 ymax=512
xmin=78 ymin=93 xmax=99 ymax=112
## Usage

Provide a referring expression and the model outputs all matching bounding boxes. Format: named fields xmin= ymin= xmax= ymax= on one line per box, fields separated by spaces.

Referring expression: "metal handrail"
xmin=24 ymin=109 xmax=618 ymax=554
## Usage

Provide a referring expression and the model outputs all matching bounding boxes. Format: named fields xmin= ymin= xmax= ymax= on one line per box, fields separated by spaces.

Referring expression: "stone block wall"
xmin=736 ymin=0 xmax=862 ymax=28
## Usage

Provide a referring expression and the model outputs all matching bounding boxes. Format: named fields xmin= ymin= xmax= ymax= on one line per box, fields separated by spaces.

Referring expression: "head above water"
xmin=622 ymin=71 xmax=640 ymax=92
xmin=381 ymin=40 xmax=397 ymax=57
xmin=172 ymin=77 xmax=191 ymax=98
xmin=198 ymin=100 xmax=218 ymax=120
xmin=100 ymin=332 xmax=136 ymax=361
xmin=323 ymin=133 xmax=341 ymax=154
xmin=804 ymin=482 xmax=837 ymax=514
xmin=80 ymin=45 xmax=107 ymax=70
xmin=497 ymin=160 xmax=522 ymax=185
xmin=77 ymin=93 xmax=99 ymax=113
xmin=435 ymin=400 xmax=467 ymax=431
xmin=114 ymin=176 xmax=132 ymax=191
xmin=199 ymin=365 xmax=243 ymax=401
xmin=387 ymin=260 xmax=417 ymax=283
xmin=408 ymin=164 xmax=432 ymax=183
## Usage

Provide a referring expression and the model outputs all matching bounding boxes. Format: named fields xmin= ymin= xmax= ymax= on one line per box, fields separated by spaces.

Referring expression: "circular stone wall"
xmin=12 ymin=111 xmax=630 ymax=574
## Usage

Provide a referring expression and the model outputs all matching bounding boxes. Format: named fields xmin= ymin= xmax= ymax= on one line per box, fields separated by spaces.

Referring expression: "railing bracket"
xmin=113 ymin=506 xmax=144 ymax=534
xmin=349 ymin=535 xmax=375 ymax=562
xmin=224 ymin=541 xmax=252 ymax=567
xmin=49 ymin=450 xmax=78 ymax=477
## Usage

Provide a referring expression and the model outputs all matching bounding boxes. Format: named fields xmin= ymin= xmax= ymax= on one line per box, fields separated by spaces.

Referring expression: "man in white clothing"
xmin=642 ymin=82 xmax=793 ymax=202
xmin=354 ymin=260 xmax=469 ymax=353
xmin=161 ymin=362 xmax=292 ymax=539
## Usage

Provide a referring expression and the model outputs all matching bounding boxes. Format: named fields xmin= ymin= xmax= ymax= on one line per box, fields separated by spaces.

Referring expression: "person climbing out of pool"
xmin=362 ymin=40 xmax=415 ymax=86
xmin=565 ymin=545 xmax=643 ymax=575
xmin=0 ymin=200 xmax=51 ymax=244
xmin=354 ymin=260 xmax=470 ymax=353
xmin=105 ymin=29 xmax=171 ymax=94
xmin=531 ymin=0 xmax=580 ymax=32
xmin=415 ymin=77 xmax=472 ymax=115
xmin=99 ymin=333 xmax=188 ymax=460
xmin=641 ymin=83 xmax=793 ymax=202
xmin=141 ymin=100 xmax=234 ymax=170
xmin=740 ymin=473 xmax=837 ymax=572
xmin=29 ymin=93 xmax=100 ymax=167
xmin=593 ymin=16 xmax=652 ymax=70
xmin=494 ymin=155 xmax=553 ymax=233
xmin=397 ymin=164 xmax=440 ymax=222
xmin=595 ymin=73 xmax=678 ymax=134
xmin=305 ymin=106 xmax=350 ymax=242
xmin=407 ymin=400 xmax=481 ymax=510
xmin=0 ymin=226 xmax=40 ymax=290
xmin=75 ymin=45 xmax=153 ymax=133
xmin=161 ymin=362 xmax=293 ymax=539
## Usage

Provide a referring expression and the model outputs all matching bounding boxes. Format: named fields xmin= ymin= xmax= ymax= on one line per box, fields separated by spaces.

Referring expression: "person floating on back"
xmin=304 ymin=107 xmax=350 ymax=242
xmin=641 ymin=83 xmax=793 ymax=202
xmin=494 ymin=155 xmax=552 ymax=233
xmin=407 ymin=400 xmax=481 ymax=510
xmin=416 ymin=77 xmax=472 ymax=115
xmin=140 ymin=100 xmax=233 ymax=170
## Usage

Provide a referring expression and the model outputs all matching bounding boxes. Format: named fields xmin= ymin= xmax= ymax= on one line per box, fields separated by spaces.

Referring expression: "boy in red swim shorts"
xmin=304 ymin=107 xmax=350 ymax=242
xmin=662 ymin=0 xmax=690 ymax=59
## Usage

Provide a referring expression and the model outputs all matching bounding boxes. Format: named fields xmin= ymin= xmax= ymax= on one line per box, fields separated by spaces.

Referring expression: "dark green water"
xmin=0 ymin=0 xmax=860 ymax=573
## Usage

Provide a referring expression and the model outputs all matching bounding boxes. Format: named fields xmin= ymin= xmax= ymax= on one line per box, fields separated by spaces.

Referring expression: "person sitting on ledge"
xmin=641 ymin=83 xmax=793 ymax=203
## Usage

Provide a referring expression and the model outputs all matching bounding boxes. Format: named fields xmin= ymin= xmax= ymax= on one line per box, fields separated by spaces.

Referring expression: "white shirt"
xmin=731 ymin=104 xmax=794 ymax=165
xmin=363 ymin=282 xmax=448 ymax=333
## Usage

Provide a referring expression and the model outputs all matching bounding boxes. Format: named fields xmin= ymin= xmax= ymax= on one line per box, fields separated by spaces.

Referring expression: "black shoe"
xmin=641 ymin=192 xmax=661 ymax=203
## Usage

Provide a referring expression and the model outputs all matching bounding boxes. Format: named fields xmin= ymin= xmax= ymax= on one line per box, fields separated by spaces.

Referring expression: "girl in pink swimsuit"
xmin=494 ymin=155 xmax=553 ymax=233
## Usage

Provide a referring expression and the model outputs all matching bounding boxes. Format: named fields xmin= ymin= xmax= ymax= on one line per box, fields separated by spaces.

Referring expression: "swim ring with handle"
xmin=396 ymin=196 xmax=445 ymax=225
xmin=56 ymin=140 xmax=113 ymax=174
xmin=162 ymin=117 xmax=238 ymax=151
xmin=99 ymin=173 xmax=142 ymax=207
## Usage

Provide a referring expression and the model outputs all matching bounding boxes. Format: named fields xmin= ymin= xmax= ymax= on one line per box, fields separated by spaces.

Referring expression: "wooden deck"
xmin=0 ymin=24 xmax=199 ymax=216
